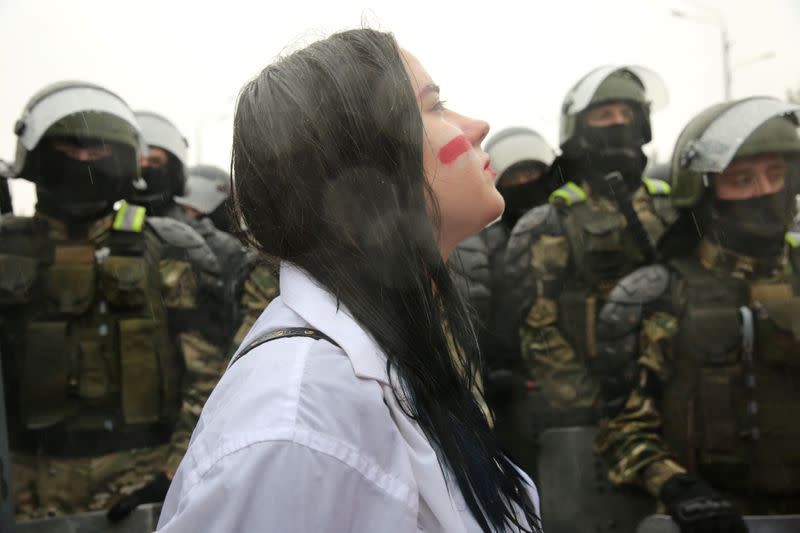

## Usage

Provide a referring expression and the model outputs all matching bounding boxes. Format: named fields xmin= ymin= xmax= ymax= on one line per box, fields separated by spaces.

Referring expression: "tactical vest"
xmin=662 ymin=247 xmax=800 ymax=495
xmin=0 ymin=207 xmax=182 ymax=456
xmin=550 ymin=180 xmax=667 ymax=362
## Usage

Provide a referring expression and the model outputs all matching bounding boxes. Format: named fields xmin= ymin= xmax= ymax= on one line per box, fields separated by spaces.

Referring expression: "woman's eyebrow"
xmin=417 ymin=83 xmax=440 ymax=100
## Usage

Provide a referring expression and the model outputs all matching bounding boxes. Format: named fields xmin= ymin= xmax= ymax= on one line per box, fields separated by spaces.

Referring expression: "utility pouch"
xmin=44 ymin=246 xmax=97 ymax=314
xmin=0 ymin=254 xmax=38 ymax=305
xmin=119 ymin=318 xmax=160 ymax=424
xmin=582 ymin=215 xmax=624 ymax=253
xmin=683 ymin=306 xmax=741 ymax=365
xmin=580 ymin=213 xmax=628 ymax=282
xmin=558 ymin=287 xmax=592 ymax=360
xmin=21 ymin=321 xmax=70 ymax=429
xmin=753 ymin=296 xmax=800 ymax=367
xmin=101 ymin=256 xmax=148 ymax=309
xmin=77 ymin=339 xmax=108 ymax=400
xmin=698 ymin=368 xmax=738 ymax=454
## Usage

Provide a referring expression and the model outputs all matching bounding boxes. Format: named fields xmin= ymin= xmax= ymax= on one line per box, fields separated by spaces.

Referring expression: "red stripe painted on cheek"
xmin=437 ymin=135 xmax=471 ymax=165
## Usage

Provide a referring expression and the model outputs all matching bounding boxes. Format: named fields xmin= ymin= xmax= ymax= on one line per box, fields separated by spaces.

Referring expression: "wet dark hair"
xmin=231 ymin=28 xmax=539 ymax=532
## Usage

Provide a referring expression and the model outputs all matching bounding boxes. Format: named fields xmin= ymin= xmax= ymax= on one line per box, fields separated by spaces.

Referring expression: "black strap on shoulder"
xmin=228 ymin=327 xmax=340 ymax=368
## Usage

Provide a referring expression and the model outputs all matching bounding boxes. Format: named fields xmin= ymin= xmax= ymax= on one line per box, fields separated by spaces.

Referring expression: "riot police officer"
xmin=502 ymin=66 xmax=673 ymax=532
xmin=133 ymin=111 xmax=188 ymax=217
xmin=2 ymin=81 xmax=221 ymax=520
xmin=595 ymin=96 xmax=800 ymax=533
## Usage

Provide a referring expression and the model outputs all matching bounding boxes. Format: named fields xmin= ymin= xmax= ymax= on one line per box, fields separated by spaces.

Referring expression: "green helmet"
xmin=559 ymin=65 xmax=668 ymax=149
xmin=670 ymin=96 xmax=800 ymax=208
xmin=484 ymin=127 xmax=555 ymax=180
xmin=12 ymin=81 xmax=143 ymax=179
xmin=135 ymin=111 xmax=189 ymax=167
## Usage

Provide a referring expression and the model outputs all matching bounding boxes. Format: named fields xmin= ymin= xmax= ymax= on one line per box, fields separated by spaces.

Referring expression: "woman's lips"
xmin=484 ymin=159 xmax=497 ymax=177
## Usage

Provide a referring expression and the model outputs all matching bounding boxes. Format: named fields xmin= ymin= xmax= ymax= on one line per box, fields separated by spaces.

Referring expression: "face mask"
xmin=564 ymin=124 xmax=647 ymax=196
xmin=707 ymin=188 xmax=792 ymax=257
xmin=131 ymin=166 xmax=175 ymax=213
xmin=36 ymin=148 xmax=132 ymax=220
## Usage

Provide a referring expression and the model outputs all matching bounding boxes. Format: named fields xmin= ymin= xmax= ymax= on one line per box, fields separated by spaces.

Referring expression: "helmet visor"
xmin=685 ymin=97 xmax=800 ymax=173
xmin=564 ymin=65 xmax=669 ymax=116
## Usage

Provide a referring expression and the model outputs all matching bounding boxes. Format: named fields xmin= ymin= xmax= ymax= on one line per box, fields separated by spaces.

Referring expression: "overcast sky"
xmin=1 ymin=0 xmax=798 ymax=214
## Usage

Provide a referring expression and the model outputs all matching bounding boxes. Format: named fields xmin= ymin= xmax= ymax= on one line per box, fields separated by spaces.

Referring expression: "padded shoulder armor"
xmin=503 ymin=204 xmax=563 ymax=327
xmin=607 ymin=264 xmax=670 ymax=305
xmin=599 ymin=264 xmax=669 ymax=339
xmin=594 ymin=265 xmax=670 ymax=415
xmin=0 ymin=216 xmax=51 ymax=259
xmin=146 ymin=216 xmax=221 ymax=275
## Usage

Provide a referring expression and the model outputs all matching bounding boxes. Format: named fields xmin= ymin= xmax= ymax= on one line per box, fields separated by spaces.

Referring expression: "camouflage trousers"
xmin=12 ymin=444 xmax=168 ymax=520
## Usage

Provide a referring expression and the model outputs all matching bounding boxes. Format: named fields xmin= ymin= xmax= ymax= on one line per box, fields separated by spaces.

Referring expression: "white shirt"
xmin=156 ymin=262 xmax=539 ymax=532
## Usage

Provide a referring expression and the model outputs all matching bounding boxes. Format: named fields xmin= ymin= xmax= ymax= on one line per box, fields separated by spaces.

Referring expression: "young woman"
xmin=156 ymin=29 xmax=541 ymax=533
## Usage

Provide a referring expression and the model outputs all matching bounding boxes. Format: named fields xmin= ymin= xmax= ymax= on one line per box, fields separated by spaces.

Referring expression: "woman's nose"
xmin=463 ymin=118 xmax=490 ymax=146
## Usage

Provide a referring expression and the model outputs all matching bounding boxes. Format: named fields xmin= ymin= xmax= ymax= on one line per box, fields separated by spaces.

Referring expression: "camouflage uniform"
xmin=2 ymin=82 xmax=224 ymax=520
xmin=506 ymin=180 xmax=673 ymax=414
xmin=230 ymin=264 xmax=280 ymax=353
xmin=2 ymin=210 xmax=222 ymax=519
xmin=594 ymin=97 xmax=800 ymax=517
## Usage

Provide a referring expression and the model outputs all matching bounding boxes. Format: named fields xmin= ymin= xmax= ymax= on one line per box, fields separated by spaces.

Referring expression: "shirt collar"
xmin=279 ymin=262 xmax=390 ymax=385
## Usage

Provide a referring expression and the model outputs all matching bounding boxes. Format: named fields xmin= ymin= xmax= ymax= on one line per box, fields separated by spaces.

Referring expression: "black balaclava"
xmin=563 ymin=108 xmax=648 ymax=199
xmin=34 ymin=139 xmax=134 ymax=221
xmin=497 ymin=162 xmax=552 ymax=230
xmin=132 ymin=154 xmax=182 ymax=216
xmin=701 ymin=184 xmax=793 ymax=258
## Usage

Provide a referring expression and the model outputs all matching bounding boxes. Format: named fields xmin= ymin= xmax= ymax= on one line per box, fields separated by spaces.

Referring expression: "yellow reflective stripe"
xmin=549 ymin=181 xmax=587 ymax=205
xmin=112 ymin=201 xmax=146 ymax=233
xmin=642 ymin=177 xmax=671 ymax=196
xmin=566 ymin=182 xmax=587 ymax=201
xmin=786 ymin=232 xmax=800 ymax=248
xmin=131 ymin=206 xmax=146 ymax=232
xmin=113 ymin=201 xmax=129 ymax=231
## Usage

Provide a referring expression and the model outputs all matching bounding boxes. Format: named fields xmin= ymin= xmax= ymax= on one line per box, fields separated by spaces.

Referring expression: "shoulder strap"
xmin=228 ymin=327 xmax=340 ymax=368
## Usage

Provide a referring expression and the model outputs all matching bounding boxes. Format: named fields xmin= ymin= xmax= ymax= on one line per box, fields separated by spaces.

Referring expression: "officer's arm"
xmin=593 ymin=265 xmax=686 ymax=496
xmin=503 ymin=205 xmax=582 ymax=405
xmin=148 ymin=217 xmax=228 ymax=475
xmin=229 ymin=262 xmax=279 ymax=354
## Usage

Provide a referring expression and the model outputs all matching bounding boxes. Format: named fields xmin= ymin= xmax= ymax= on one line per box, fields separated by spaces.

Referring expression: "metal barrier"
xmin=15 ymin=504 xmax=162 ymax=533
xmin=637 ymin=514 xmax=800 ymax=533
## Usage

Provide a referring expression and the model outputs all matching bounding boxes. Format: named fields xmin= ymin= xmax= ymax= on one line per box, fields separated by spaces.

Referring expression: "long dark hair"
xmin=231 ymin=29 xmax=539 ymax=532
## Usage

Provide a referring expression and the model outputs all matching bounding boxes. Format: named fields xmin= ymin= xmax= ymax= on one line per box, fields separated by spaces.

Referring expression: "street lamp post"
xmin=671 ymin=8 xmax=732 ymax=100
xmin=721 ymin=25 xmax=732 ymax=100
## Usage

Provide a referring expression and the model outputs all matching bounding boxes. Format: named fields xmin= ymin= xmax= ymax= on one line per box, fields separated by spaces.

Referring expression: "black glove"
xmin=659 ymin=473 xmax=747 ymax=533
xmin=107 ymin=471 xmax=171 ymax=523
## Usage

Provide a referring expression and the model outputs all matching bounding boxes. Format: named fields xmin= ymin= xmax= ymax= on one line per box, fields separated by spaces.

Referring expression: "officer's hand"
xmin=107 ymin=471 xmax=171 ymax=523
xmin=659 ymin=473 xmax=747 ymax=533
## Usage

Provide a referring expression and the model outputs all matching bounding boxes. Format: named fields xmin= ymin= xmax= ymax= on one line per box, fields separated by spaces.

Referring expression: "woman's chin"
xmin=486 ymin=191 xmax=505 ymax=222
